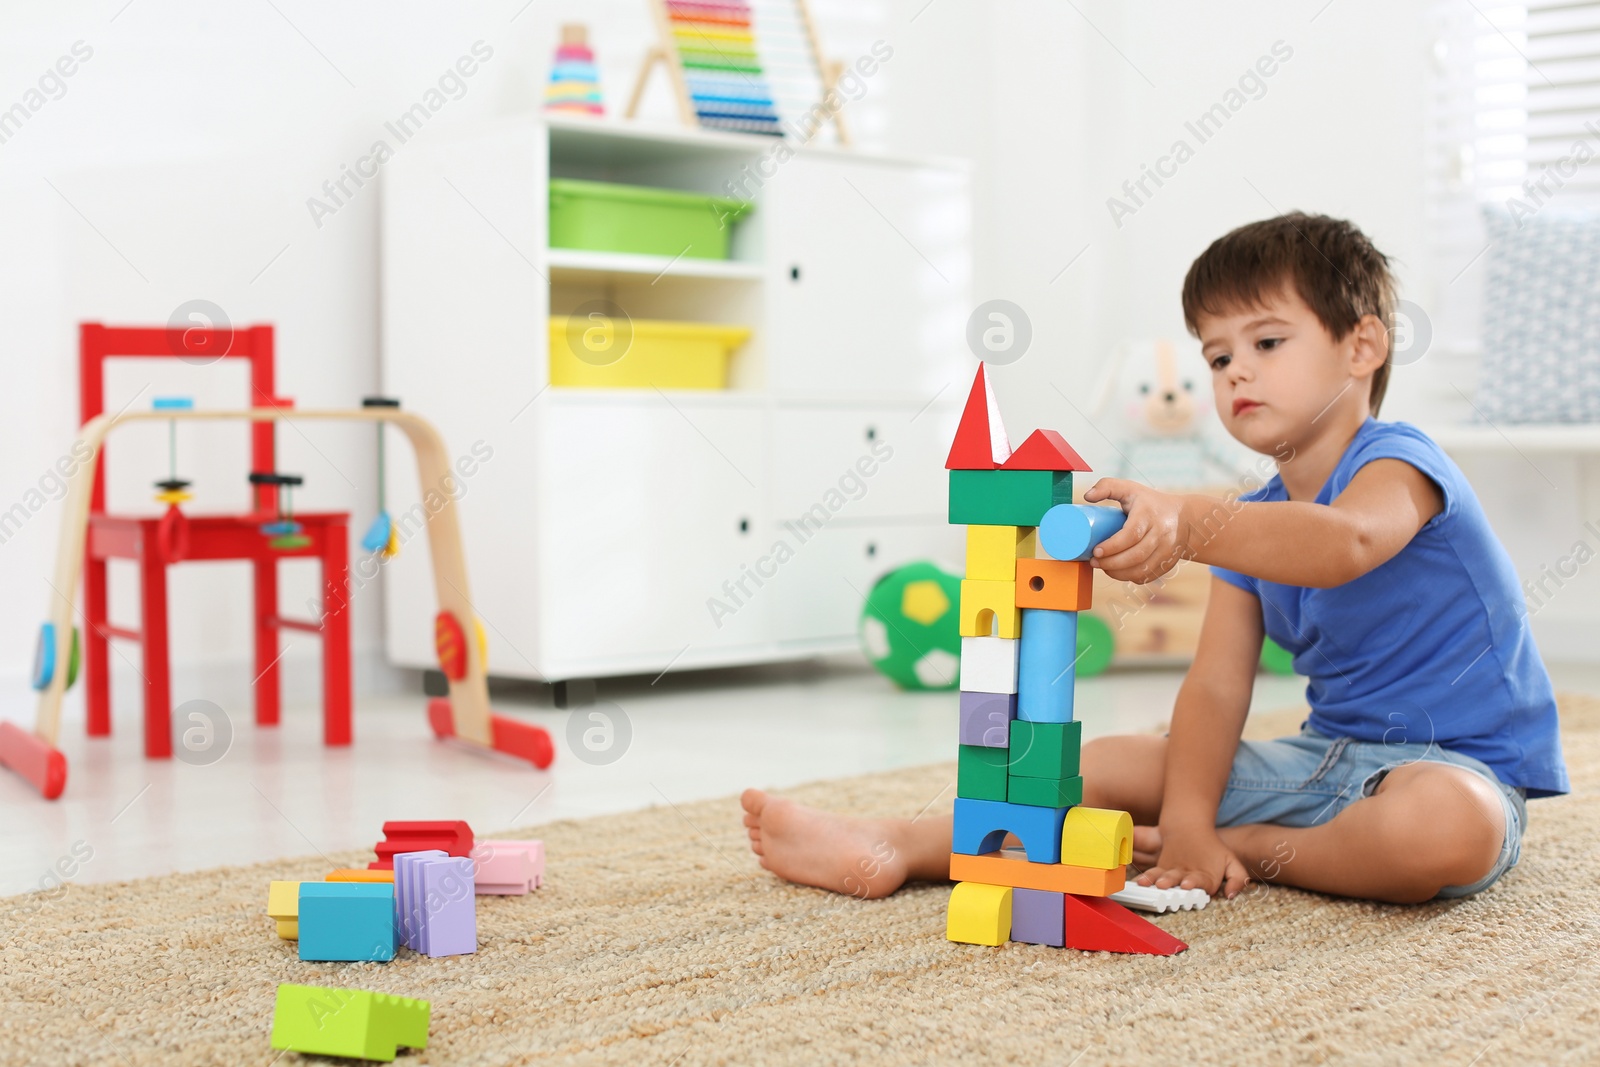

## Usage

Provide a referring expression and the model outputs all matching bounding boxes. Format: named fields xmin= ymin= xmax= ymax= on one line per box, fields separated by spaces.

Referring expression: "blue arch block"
xmin=1039 ymin=504 xmax=1127 ymax=561
xmin=952 ymin=798 xmax=1068 ymax=863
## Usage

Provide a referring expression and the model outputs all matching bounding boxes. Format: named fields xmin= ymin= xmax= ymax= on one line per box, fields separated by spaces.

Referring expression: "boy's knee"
xmin=1375 ymin=763 xmax=1505 ymax=892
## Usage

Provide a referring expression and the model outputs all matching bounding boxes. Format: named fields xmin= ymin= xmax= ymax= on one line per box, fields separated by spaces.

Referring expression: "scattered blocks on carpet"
xmin=946 ymin=881 xmax=1013 ymax=946
xmin=270 ymin=983 xmax=430 ymax=1062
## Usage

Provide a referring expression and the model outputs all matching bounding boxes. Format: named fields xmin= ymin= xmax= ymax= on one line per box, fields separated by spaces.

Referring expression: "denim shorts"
xmin=1215 ymin=724 xmax=1527 ymax=898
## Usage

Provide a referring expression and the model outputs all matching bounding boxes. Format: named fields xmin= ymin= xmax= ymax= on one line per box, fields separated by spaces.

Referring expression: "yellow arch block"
xmin=1060 ymin=807 xmax=1134 ymax=870
xmin=946 ymin=881 xmax=1013 ymax=946
xmin=959 ymin=580 xmax=1020 ymax=639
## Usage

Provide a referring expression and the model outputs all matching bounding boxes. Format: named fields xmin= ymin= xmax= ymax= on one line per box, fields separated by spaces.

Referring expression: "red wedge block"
xmin=1001 ymin=428 xmax=1091 ymax=472
xmin=1062 ymin=892 xmax=1188 ymax=955
xmin=945 ymin=364 xmax=1012 ymax=469
xmin=0 ymin=722 xmax=68 ymax=800
xmin=427 ymin=698 xmax=555 ymax=770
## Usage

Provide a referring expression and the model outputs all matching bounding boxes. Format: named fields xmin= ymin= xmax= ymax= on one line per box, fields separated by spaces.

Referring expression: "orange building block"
xmin=327 ymin=869 xmax=396 ymax=883
xmin=1015 ymin=558 xmax=1092 ymax=611
xmin=949 ymin=848 xmax=1126 ymax=896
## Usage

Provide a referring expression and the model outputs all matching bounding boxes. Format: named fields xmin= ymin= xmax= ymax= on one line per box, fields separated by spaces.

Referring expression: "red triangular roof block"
xmin=944 ymin=364 xmax=1012 ymax=469
xmin=1001 ymin=429 xmax=1091 ymax=472
xmin=1062 ymin=893 xmax=1187 ymax=955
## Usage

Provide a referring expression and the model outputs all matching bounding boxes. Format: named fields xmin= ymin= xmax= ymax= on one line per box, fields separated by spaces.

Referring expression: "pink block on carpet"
xmin=471 ymin=840 xmax=544 ymax=895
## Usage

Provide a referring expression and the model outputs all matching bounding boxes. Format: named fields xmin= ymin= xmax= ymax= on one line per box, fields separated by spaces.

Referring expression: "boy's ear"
xmin=1348 ymin=313 xmax=1389 ymax=381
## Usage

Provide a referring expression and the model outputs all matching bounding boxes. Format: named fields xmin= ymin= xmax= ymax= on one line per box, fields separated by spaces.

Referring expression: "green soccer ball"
xmin=859 ymin=561 xmax=962 ymax=690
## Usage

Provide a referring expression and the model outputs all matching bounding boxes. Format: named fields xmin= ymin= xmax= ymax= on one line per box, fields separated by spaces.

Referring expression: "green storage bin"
xmin=548 ymin=179 xmax=750 ymax=260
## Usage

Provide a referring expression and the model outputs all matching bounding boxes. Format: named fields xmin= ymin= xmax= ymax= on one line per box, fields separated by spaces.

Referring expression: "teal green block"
xmin=956 ymin=744 xmax=1009 ymax=801
xmin=270 ymin=984 xmax=430 ymax=1062
xmin=1009 ymin=720 xmax=1082 ymax=780
xmin=949 ymin=470 xmax=1073 ymax=526
xmin=1008 ymin=774 xmax=1083 ymax=808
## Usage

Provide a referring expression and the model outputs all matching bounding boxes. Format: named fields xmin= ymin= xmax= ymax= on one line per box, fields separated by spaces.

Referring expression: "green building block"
xmin=948 ymin=470 xmax=1073 ymax=527
xmin=270 ymin=984 xmax=430 ymax=1062
xmin=956 ymin=744 xmax=1009 ymax=801
xmin=1009 ymin=720 xmax=1083 ymax=780
xmin=1008 ymin=774 xmax=1084 ymax=808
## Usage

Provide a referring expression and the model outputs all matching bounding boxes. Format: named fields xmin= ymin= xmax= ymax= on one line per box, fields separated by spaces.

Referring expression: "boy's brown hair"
xmin=1181 ymin=213 xmax=1397 ymax=415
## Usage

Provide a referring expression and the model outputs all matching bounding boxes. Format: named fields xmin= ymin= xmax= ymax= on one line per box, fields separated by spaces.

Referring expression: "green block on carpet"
xmin=1008 ymin=774 xmax=1083 ymax=808
xmin=270 ymin=984 xmax=430 ymax=1062
xmin=957 ymin=744 xmax=1009 ymax=801
xmin=1009 ymin=720 xmax=1082 ymax=779
xmin=948 ymin=470 xmax=1073 ymax=526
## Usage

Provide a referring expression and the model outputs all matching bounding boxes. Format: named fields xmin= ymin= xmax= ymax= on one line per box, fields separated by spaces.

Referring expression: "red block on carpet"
xmin=1062 ymin=892 xmax=1187 ymax=955
xmin=369 ymin=819 xmax=475 ymax=870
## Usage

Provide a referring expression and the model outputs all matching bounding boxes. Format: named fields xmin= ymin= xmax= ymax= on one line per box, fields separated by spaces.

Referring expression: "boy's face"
xmin=1195 ymin=285 xmax=1368 ymax=455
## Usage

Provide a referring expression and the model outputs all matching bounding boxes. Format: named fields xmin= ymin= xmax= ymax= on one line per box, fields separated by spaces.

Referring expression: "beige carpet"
xmin=6 ymin=698 xmax=1600 ymax=1066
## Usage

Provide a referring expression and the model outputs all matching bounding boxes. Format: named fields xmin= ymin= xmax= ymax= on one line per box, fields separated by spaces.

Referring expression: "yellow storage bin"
xmin=548 ymin=317 xmax=751 ymax=389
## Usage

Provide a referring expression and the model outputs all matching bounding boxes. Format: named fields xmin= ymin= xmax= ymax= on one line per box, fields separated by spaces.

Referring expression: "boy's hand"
xmin=1137 ymin=824 xmax=1251 ymax=899
xmin=1082 ymin=478 xmax=1193 ymax=583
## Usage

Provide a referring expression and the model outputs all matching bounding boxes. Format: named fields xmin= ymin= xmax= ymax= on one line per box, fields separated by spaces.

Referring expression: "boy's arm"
xmin=1085 ymin=459 xmax=1444 ymax=587
xmin=1141 ymin=576 xmax=1262 ymax=897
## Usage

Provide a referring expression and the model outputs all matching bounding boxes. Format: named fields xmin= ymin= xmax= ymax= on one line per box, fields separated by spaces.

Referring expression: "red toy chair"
xmin=79 ymin=323 xmax=352 ymax=758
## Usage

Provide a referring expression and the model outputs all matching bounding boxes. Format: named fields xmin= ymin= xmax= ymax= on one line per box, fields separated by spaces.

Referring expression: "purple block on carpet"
xmin=1011 ymin=887 xmax=1065 ymax=947
xmin=418 ymin=856 xmax=478 ymax=957
xmin=393 ymin=850 xmax=447 ymax=951
xmin=959 ymin=691 xmax=1016 ymax=748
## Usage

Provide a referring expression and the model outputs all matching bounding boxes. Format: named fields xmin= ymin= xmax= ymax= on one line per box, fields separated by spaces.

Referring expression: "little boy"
xmin=742 ymin=213 xmax=1568 ymax=905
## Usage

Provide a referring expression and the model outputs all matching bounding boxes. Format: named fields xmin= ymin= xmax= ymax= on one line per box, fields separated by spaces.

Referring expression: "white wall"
xmin=0 ymin=0 xmax=1591 ymax=729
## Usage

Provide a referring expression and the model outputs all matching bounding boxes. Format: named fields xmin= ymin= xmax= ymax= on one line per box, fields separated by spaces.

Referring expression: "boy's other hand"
xmin=1082 ymin=478 xmax=1192 ymax=584
xmin=1136 ymin=824 xmax=1251 ymax=898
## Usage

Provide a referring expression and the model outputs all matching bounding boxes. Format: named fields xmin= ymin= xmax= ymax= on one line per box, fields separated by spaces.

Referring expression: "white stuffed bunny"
xmin=1088 ymin=339 xmax=1244 ymax=490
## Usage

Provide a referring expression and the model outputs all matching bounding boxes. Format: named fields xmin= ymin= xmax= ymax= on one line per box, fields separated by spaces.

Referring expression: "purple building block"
xmin=419 ymin=856 xmax=477 ymax=957
xmin=393 ymin=850 xmax=447 ymax=950
xmin=958 ymin=691 xmax=1016 ymax=748
xmin=1010 ymin=888 xmax=1065 ymax=947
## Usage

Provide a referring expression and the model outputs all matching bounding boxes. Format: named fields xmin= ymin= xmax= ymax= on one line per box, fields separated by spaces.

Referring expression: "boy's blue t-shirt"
xmin=1211 ymin=418 xmax=1569 ymax=798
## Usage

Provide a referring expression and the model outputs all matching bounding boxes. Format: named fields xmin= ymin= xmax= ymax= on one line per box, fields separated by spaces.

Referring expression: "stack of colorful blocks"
xmin=944 ymin=364 xmax=1187 ymax=956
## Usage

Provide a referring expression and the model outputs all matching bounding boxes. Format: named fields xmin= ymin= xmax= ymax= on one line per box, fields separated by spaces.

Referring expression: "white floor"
xmin=5 ymin=658 xmax=1597 ymax=895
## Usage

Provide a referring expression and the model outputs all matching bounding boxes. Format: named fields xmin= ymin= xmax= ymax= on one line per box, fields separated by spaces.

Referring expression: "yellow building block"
xmin=965 ymin=525 xmax=1035 ymax=581
xmin=267 ymin=880 xmax=302 ymax=940
xmin=946 ymin=881 xmax=1013 ymax=946
xmin=1060 ymin=807 xmax=1134 ymax=870
xmin=959 ymin=580 xmax=1020 ymax=638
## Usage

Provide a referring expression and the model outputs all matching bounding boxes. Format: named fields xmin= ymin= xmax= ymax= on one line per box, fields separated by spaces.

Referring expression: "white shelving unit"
xmin=379 ymin=116 xmax=971 ymax=683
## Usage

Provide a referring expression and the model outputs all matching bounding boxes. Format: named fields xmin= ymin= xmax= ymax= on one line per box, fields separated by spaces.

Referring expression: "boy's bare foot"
xmin=741 ymin=789 xmax=910 ymax=899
